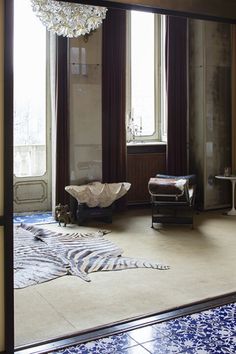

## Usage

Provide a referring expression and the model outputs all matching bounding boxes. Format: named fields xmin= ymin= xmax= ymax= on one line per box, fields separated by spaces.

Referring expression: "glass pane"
xmin=14 ymin=0 xmax=46 ymax=177
xmin=131 ymin=11 xmax=155 ymax=137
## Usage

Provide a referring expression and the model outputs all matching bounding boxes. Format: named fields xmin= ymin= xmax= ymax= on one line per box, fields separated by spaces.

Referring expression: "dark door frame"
xmin=3 ymin=1 xmax=236 ymax=353
xmin=4 ymin=1 xmax=14 ymax=353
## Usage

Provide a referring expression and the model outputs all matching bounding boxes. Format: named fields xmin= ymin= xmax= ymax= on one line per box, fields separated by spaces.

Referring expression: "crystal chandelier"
xmin=30 ymin=0 xmax=108 ymax=38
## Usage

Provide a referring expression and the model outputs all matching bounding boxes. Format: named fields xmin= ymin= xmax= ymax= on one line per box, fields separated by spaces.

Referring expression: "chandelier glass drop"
xmin=30 ymin=0 xmax=108 ymax=38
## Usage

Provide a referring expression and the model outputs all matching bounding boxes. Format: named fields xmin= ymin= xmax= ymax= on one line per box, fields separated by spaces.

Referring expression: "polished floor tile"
xmin=48 ymin=302 xmax=236 ymax=354
xmin=49 ymin=333 xmax=146 ymax=353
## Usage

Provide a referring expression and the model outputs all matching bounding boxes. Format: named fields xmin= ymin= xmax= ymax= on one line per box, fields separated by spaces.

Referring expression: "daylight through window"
xmin=126 ymin=11 xmax=167 ymax=144
xmin=14 ymin=0 xmax=47 ymax=177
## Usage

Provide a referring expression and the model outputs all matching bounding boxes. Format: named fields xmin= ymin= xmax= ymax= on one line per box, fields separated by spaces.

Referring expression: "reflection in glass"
xmin=14 ymin=0 xmax=46 ymax=177
xmin=131 ymin=10 xmax=155 ymax=136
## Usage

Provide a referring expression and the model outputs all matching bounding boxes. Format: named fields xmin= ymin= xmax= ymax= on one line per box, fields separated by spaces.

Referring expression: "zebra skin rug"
xmin=14 ymin=224 xmax=170 ymax=289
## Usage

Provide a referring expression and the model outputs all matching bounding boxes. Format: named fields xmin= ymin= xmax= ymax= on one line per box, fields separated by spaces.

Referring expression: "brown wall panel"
xmin=127 ymin=152 xmax=166 ymax=204
xmin=232 ymin=25 xmax=236 ymax=174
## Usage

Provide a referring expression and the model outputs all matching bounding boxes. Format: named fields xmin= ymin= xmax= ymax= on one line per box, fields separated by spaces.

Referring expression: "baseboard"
xmin=15 ymin=291 xmax=236 ymax=354
xmin=196 ymin=204 xmax=231 ymax=212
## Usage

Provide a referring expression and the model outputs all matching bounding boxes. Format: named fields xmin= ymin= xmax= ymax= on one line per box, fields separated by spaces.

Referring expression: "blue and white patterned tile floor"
xmin=48 ymin=303 xmax=236 ymax=354
xmin=13 ymin=212 xmax=56 ymax=225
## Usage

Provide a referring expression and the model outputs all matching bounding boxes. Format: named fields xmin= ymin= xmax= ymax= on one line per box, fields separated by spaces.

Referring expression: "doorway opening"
xmin=13 ymin=0 xmax=52 ymax=215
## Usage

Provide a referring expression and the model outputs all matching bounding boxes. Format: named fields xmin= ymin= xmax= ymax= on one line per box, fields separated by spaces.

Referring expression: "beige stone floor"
xmin=14 ymin=208 xmax=236 ymax=347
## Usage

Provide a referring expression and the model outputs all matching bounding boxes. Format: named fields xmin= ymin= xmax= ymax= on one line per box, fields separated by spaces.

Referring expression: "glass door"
xmin=13 ymin=0 xmax=51 ymax=213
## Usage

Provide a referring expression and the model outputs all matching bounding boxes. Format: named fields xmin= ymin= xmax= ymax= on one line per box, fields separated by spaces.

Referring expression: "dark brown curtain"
xmin=102 ymin=8 xmax=127 ymax=185
xmin=166 ymin=16 xmax=188 ymax=176
xmin=55 ymin=36 xmax=70 ymax=205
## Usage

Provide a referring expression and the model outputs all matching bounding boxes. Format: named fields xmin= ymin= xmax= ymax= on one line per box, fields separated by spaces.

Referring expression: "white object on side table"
xmin=215 ymin=175 xmax=236 ymax=216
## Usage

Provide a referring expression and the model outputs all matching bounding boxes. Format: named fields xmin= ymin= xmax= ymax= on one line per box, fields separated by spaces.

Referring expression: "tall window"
xmin=126 ymin=11 xmax=166 ymax=144
xmin=14 ymin=0 xmax=47 ymax=177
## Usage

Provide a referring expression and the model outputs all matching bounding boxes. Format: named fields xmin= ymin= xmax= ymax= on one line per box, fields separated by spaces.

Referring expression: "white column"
xmin=227 ymin=180 xmax=236 ymax=215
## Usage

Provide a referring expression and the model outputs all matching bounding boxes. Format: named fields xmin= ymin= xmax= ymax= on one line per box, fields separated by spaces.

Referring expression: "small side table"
xmin=215 ymin=175 xmax=236 ymax=216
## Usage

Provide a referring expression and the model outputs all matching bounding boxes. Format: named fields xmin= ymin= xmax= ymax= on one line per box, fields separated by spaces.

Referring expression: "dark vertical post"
xmin=4 ymin=0 xmax=14 ymax=353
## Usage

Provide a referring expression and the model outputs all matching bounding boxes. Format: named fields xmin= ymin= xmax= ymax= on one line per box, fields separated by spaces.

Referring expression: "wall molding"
xmin=14 ymin=180 xmax=48 ymax=204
